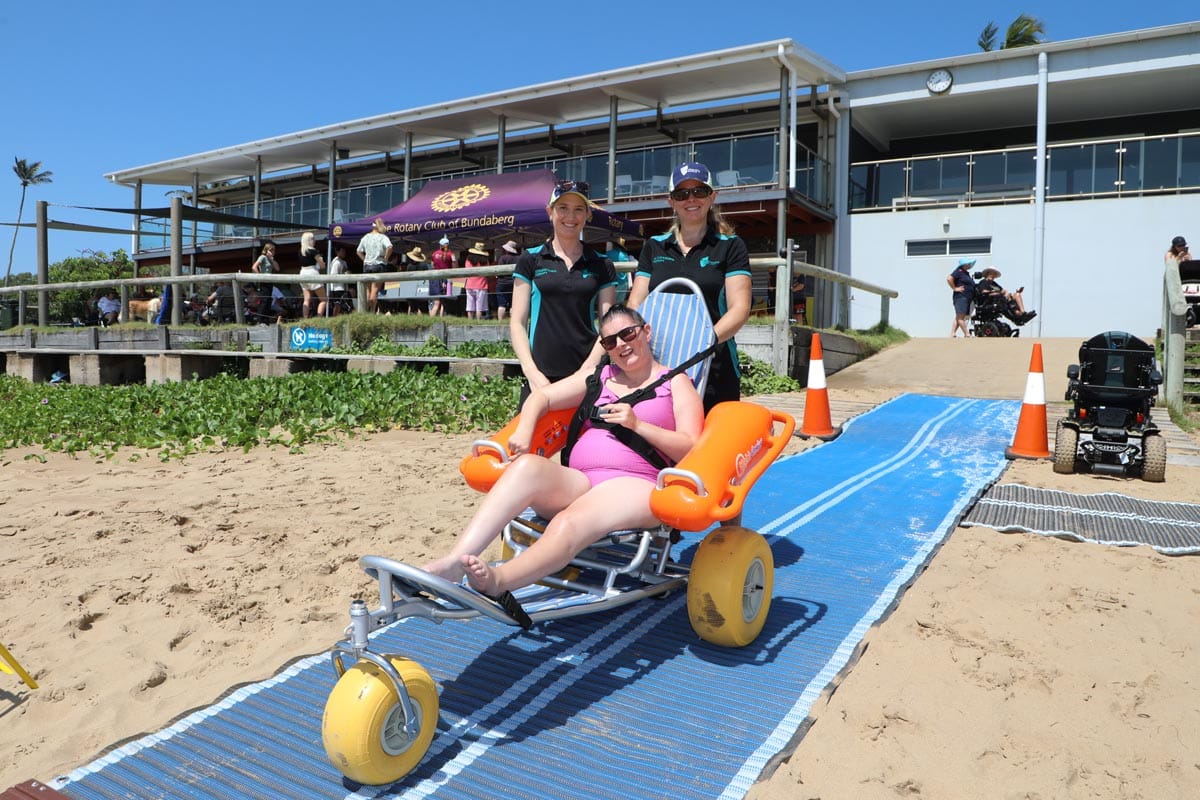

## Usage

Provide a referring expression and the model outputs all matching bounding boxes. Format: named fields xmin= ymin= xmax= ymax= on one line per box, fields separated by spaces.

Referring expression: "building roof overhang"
xmin=844 ymin=21 xmax=1200 ymax=149
xmin=107 ymin=40 xmax=845 ymax=188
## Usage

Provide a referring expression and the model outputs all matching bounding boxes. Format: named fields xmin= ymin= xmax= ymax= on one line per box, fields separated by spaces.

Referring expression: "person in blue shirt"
xmin=947 ymin=257 xmax=977 ymax=338
xmin=628 ymin=161 xmax=752 ymax=412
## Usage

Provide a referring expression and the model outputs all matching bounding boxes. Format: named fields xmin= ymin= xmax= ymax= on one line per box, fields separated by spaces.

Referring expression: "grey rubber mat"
xmin=962 ymin=482 xmax=1200 ymax=555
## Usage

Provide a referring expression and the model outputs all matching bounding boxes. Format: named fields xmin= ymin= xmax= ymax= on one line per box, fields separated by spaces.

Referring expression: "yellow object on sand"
xmin=0 ymin=642 xmax=38 ymax=689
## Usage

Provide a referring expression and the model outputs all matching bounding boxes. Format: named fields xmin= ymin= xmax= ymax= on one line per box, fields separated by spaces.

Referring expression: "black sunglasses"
xmin=599 ymin=324 xmax=643 ymax=350
xmin=669 ymin=185 xmax=714 ymax=201
xmin=552 ymin=180 xmax=590 ymax=200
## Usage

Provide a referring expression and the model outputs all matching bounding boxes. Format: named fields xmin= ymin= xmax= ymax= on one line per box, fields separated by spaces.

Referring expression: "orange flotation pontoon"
xmin=460 ymin=401 xmax=794 ymax=530
xmin=459 ymin=408 xmax=575 ymax=493
xmin=651 ymin=401 xmax=794 ymax=531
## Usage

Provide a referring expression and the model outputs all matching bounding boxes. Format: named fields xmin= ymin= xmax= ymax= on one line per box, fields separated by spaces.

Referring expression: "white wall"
xmin=846 ymin=195 xmax=1192 ymax=338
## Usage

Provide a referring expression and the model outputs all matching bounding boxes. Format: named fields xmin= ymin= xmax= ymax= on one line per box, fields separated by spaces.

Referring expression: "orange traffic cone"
xmin=799 ymin=332 xmax=842 ymax=441
xmin=1005 ymin=342 xmax=1051 ymax=459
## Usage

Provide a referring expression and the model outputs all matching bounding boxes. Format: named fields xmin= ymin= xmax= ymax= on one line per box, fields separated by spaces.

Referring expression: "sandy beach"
xmin=3 ymin=337 xmax=1199 ymax=798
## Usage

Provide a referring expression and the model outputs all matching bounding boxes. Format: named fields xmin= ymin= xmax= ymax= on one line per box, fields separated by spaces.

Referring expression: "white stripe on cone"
xmin=807 ymin=357 xmax=827 ymax=390
xmin=1022 ymin=370 xmax=1045 ymax=406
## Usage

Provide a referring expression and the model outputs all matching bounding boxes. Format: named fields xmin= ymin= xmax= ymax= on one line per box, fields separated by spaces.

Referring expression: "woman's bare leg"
xmin=463 ymin=477 xmax=658 ymax=595
xmin=423 ymin=455 xmax=591 ymax=583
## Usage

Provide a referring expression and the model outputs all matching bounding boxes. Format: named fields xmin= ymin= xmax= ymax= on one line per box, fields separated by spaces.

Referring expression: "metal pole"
xmin=832 ymin=88 xmax=851 ymax=330
xmin=190 ymin=173 xmax=199 ymax=277
xmin=404 ymin=132 xmax=413 ymax=201
xmin=497 ymin=115 xmax=506 ymax=174
xmin=170 ymin=196 xmax=183 ymax=326
xmin=36 ymin=200 xmax=48 ymax=325
xmin=253 ymin=155 xmax=262 ymax=242
xmin=133 ymin=180 xmax=142 ymax=275
xmin=777 ymin=66 xmax=788 ymax=191
xmin=773 ymin=237 xmax=794 ymax=376
xmin=1163 ymin=259 xmax=1186 ymax=407
xmin=608 ymin=96 xmax=618 ymax=203
xmin=1032 ymin=52 xmax=1048 ymax=338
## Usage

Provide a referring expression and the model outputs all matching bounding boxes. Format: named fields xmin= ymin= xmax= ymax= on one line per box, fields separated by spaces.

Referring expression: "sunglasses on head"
xmin=599 ymin=324 xmax=643 ymax=350
xmin=551 ymin=180 xmax=590 ymax=201
xmin=669 ymin=185 xmax=714 ymax=201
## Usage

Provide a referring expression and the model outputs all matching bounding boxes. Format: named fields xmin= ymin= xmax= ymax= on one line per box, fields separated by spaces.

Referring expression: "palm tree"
xmin=5 ymin=157 xmax=53 ymax=287
xmin=978 ymin=14 xmax=1046 ymax=52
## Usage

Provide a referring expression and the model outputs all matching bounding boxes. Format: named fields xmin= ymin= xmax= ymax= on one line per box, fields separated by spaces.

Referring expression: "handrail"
xmin=852 ymin=129 xmax=1200 ymax=212
xmin=1161 ymin=259 xmax=1187 ymax=407
xmin=749 ymin=242 xmax=899 ymax=373
xmin=1 ymin=254 xmax=899 ymax=378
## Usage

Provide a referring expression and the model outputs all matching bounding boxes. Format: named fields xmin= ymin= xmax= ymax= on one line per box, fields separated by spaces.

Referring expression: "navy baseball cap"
xmin=549 ymin=180 xmax=591 ymax=207
xmin=669 ymin=162 xmax=713 ymax=191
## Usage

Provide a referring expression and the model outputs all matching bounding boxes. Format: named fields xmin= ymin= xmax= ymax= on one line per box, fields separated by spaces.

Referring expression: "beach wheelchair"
xmin=1053 ymin=330 xmax=1165 ymax=481
xmin=321 ymin=278 xmax=796 ymax=785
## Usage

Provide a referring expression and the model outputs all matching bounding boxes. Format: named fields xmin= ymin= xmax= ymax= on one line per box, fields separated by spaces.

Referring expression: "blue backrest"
xmin=636 ymin=277 xmax=717 ymax=397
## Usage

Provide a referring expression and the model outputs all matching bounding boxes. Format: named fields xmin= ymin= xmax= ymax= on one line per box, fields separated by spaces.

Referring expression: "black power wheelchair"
xmin=1053 ymin=331 xmax=1166 ymax=482
xmin=971 ymin=277 xmax=1036 ymax=337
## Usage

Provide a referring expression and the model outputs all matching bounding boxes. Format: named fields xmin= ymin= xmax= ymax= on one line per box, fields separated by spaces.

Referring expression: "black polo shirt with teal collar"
xmin=514 ymin=241 xmax=617 ymax=380
xmin=636 ymin=225 xmax=752 ymax=406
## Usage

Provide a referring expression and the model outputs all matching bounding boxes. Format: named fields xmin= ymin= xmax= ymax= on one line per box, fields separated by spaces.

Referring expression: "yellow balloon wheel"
xmin=322 ymin=656 xmax=438 ymax=786
xmin=687 ymin=526 xmax=774 ymax=647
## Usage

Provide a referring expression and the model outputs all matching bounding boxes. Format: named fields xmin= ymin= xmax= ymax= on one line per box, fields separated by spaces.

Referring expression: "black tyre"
xmin=1142 ymin=434 xmax=1166 ymax=483
xmin=977 ymin=322 xmax=1000 ymax=338
xmin=1052 ymin=424 xmax=1078 ymax=474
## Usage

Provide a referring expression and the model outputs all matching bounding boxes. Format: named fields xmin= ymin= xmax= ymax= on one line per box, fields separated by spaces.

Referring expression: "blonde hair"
xmin=372 ymin=218 xmax=386 ymax=234
xmin=300 ymin=231 xmax=316 ymax=252
xmin=668 ymin=204 xmax=734 ymax=239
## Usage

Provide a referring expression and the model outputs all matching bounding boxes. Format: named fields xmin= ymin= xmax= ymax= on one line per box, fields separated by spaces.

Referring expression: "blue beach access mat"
xmin=52 ymin=393 xmax=1019 ymax=800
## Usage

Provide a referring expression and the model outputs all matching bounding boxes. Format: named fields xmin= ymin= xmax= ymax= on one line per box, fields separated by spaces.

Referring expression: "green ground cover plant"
xmin=0 ymin=369 xmax=519 ymax=462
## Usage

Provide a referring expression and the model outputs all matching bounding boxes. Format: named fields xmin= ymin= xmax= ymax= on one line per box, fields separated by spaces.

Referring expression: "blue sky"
xmin=1 ymin=1 xmax=1195 ymax=276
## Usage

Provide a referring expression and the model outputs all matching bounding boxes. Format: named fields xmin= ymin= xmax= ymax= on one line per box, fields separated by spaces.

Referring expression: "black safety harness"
xmin=561 ymin=342 xmax=720 ymax=470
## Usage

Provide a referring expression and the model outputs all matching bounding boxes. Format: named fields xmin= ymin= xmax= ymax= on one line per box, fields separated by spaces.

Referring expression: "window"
xmin=906 ymin=237 xmax=992 ymax=258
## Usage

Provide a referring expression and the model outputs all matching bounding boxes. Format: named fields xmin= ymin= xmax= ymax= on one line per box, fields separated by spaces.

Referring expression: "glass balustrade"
xmin=851 ymin=131 xmax=1200 ymax=211
xmin=144 ymin=131 xmax=830 ymax=253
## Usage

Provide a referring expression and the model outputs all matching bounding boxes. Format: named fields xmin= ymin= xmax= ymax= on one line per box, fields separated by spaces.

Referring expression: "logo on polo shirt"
xmin=699 ymin=256 xmax=721 ymax=268
xmin=534 ymin=268 xmax=555 ymax=277
xmin=652 ymin=255 xmax=675 ymax=264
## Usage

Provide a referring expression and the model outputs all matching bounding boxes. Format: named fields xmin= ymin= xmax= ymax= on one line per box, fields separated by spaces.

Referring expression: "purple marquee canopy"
xmin=329 ymin=170 xmax=645 ymax=246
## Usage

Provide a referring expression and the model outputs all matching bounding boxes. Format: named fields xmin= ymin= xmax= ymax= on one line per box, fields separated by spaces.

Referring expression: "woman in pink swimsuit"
xmin=424 ymin=305 xmax=704 ymax=597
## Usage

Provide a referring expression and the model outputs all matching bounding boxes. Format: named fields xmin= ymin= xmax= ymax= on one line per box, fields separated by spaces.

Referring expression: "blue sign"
xmin=290 ymin=326 xmax=333 ymax=352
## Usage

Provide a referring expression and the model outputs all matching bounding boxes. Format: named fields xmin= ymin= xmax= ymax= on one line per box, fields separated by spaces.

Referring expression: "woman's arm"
xmin=508 ymin=280 xmax=549 ymax=390
xmin=627 ymin=274 xmax=650 ymax=308
xmin=713 ymin=273 xmax=752 ymax=344
xmin=508 ymin=371 xmax=589 ymax=455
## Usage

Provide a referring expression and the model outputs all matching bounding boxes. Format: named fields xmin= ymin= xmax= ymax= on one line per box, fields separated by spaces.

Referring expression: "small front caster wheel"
xmin=322 ymin=656 xmax=438 ymax=786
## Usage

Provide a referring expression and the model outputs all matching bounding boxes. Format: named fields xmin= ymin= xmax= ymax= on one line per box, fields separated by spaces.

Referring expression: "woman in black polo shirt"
xmin=510 ymin=180 xmax=618 ymax=404
xmin=629 ymin=161 xmax=752 ymax=411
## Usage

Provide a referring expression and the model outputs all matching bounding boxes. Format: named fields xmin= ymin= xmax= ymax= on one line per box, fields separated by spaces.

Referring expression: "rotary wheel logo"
xmin=431 ymin=183 xmax=490 ymax=212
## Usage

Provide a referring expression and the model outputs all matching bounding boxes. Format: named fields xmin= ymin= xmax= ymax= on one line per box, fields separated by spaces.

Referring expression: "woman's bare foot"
xmin=461 ymin=554 xmax=502 ymax=596
xmin=422 ymin=556 xmax=465 ymax=584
